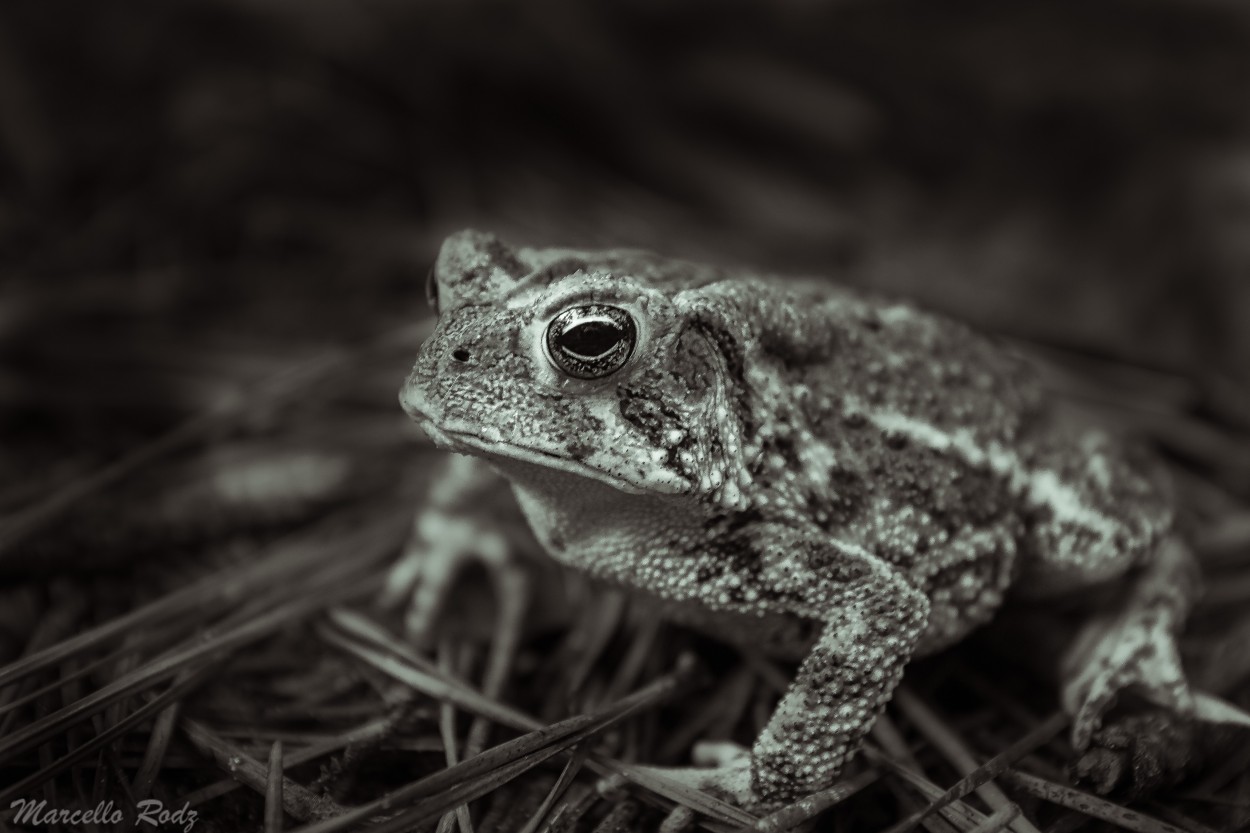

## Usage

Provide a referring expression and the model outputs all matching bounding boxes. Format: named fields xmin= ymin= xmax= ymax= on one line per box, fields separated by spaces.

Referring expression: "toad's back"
xmin=782 ymin=285 xmax=1170 ymax=593
xmin=689 ymin=280 xmax=1171 ymax=644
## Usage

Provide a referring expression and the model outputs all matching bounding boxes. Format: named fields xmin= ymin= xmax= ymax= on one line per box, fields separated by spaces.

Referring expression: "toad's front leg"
xmin=641 ymin=533 xmax=930 ymax=810
xmin=751 ymin=564 xmax=929 ymax=804
xmin=381 ymin=454 xmax=532 ymax=643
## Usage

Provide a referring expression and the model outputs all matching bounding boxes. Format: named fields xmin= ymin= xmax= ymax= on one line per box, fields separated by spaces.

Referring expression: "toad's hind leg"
xmin=1012 ymin=431 xmax=1204 ymax=792
xmin=1059 ymin=533 xmax=1199 ymax=751
xmin=1013 ymin=430 xmax=1196 ymax=750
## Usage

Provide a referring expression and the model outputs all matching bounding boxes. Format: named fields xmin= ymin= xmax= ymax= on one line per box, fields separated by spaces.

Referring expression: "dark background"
xmin=6 ymin=0 xmax=1250 ymax=537
xmin=4 ymin=0 xmax=1250 ymax=365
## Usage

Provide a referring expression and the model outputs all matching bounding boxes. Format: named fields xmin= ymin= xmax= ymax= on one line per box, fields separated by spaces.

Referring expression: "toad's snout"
xmin=398 ymin=369 xmax=432 ymax=422
xmin=398 ymin=329 xmax=488 ymax=423
xmin=398 ymin=344 xmax=443 ymax=422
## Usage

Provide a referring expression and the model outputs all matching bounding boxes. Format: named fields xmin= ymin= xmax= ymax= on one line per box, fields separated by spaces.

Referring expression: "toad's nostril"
xmin=451 ymin=348 xmax=471 ymax=363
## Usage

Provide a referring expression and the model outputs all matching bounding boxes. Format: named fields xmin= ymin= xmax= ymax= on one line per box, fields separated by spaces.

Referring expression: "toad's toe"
xmin=381 ymin=509 xmax=525 ymax=645
xmin=1072 ymin=708 xmax=1196 ymax=797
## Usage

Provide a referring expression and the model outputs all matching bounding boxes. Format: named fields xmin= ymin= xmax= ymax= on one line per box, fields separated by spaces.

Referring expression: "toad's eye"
xmin=425 ymin=265 xmax=440 ymax=315
xmin=545 ymin=304 xmax=636 ymax=380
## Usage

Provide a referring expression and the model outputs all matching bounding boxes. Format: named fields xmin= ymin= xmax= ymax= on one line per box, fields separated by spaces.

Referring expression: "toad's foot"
xmin=1062 ymin=607 xmax=1193 ymax=752
xmin=380 ymin=505 xmax=529 ymax=644
xmin=1072 ymin=708 xmax=1196 ymax=796
xmin=381 ymin=455 xmax=530 ymax=646
xmin=639 ymin=742 xmax=840 ymax=831
xmin=1061 ymin=536 xmax=1197 ymax=753
xmin=634 ymin=741 xmax=761 ymax=811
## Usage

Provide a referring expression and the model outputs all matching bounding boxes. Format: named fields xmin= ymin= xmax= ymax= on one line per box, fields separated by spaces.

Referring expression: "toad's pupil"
xmin=557 ymin=321 xmax=622 ymax=357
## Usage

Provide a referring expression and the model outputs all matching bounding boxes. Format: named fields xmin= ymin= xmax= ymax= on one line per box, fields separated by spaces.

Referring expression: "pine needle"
xmin=893 ymin=687 xmax=1041 ymax=833
xmin=287 ymin=659 xmax=697 ymax=833
xmin=996 ymin=770 xmax=1189 ymax=833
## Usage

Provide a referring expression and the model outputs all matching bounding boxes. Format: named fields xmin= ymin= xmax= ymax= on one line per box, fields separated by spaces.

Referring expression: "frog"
xmin=393 ymin=228 xmax=1206 ymax=810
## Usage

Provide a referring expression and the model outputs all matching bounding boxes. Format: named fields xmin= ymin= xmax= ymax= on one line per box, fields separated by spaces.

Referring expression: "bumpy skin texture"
xmin=400 ymin=230 xmax=1191 ymax=807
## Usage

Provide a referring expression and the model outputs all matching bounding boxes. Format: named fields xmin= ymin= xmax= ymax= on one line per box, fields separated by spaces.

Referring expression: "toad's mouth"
xmin=417 ymin=421 xmax=689 ymax=496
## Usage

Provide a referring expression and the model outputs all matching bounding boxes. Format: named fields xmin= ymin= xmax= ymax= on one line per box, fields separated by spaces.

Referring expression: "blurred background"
xmin=6 ymin=0 xmax=1250 ymax=551
xmin=4 ymin=0 xmax=1250 ymax=355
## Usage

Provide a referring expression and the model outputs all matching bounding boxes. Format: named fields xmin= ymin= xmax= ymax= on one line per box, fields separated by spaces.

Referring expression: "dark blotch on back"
xmin=805 ymin=467 xmax=866 ymax=531
xmin=694 ymin=532 xmax=761 ymax=583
